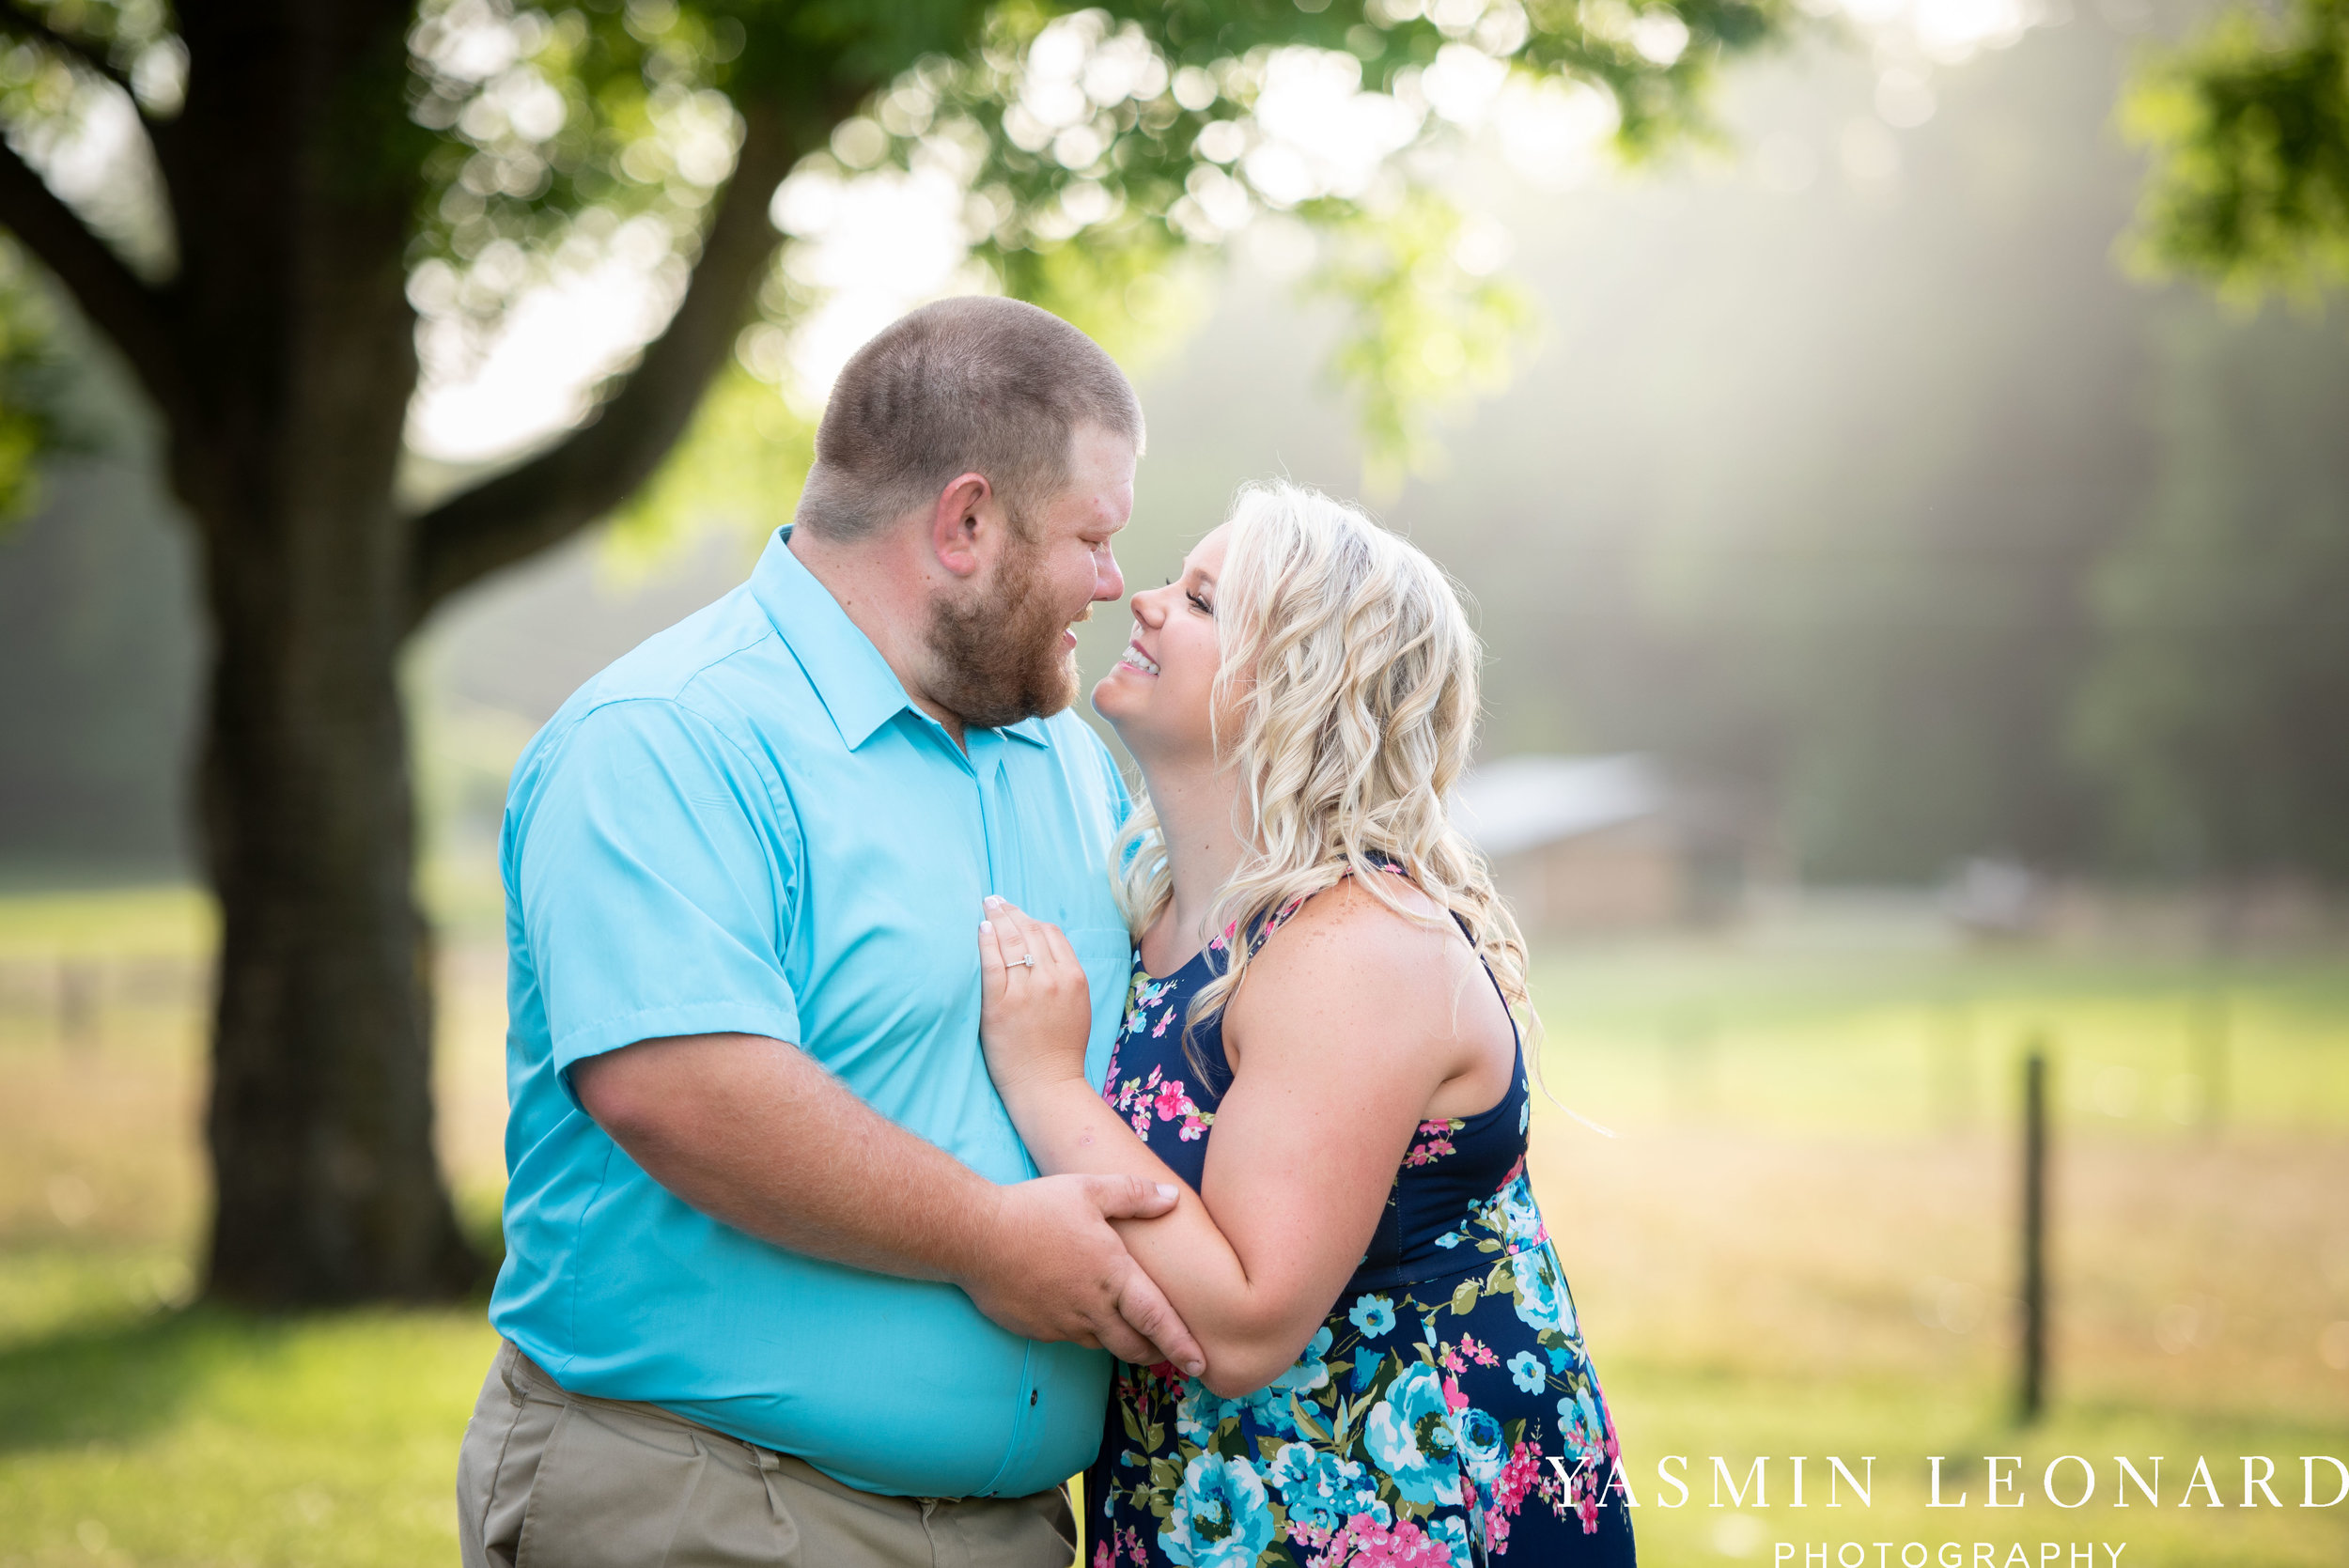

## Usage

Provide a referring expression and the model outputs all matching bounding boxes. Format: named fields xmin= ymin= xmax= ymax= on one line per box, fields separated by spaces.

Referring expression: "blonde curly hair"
xmin=1110 ymin=480 xmax=1532 ymax=1061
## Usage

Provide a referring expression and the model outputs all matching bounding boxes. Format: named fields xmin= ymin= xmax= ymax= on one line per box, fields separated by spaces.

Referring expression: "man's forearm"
xmin=1003 ymin=1076 xmax=1314 ymax=1391
xmin=574 ymin=1032 xmax=998 ymax=1284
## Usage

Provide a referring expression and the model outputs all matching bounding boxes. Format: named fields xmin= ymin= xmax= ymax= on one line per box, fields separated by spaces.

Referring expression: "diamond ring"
xmin=1010 ymin=953 xmax=1036 ymax=969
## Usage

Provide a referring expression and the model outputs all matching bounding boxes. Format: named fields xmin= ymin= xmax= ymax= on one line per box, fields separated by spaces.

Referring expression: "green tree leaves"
xmin=0 ymin=240 xmax=82 ymax=527
xmin=2122 ymin=0 xmax=2349 ymax=301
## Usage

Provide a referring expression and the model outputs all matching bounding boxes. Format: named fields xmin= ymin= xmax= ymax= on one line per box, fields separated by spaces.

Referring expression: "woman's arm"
xmin=978 ymin=887 xmax=1480 ymax=1395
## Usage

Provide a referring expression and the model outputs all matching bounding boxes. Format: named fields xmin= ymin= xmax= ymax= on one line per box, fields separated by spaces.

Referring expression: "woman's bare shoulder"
xmin=1247 ymin=870 xmax=1455 ymax=992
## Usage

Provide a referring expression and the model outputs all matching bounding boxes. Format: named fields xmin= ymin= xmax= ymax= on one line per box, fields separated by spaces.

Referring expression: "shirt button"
xmin=1029 ymin=1389 xmax=1039 ymax=1406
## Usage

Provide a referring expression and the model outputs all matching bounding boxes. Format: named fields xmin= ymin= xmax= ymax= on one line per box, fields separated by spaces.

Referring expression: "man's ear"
xmin=929 ymin=472 xmax=992 ymax=579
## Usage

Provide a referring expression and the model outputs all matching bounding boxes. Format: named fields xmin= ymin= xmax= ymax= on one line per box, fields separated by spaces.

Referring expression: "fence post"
xmin=2018 ymin=1043 xmax=2048 ymax=1424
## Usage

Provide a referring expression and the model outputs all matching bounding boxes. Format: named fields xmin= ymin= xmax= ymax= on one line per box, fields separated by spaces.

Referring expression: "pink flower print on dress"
xmin=1439 ymin=1343 xmax=1466 ymax=1375
xmin=1481 ymin=1439 xmax=1545 ymax=1555
xmin=1308 ymin=1514 xmax=1455 ymax=1568
xmin=1493 ymin=1441 xmax=1541 ymax=1513
xmin=1405 ymin=1119 xmax=1458 ymax=1168
xmin=1461 ymin=1333 xmax=1500 ymax=1367
xmin=1152 ymin=1079 xmax=1190 ymax=1121
xmin=1151 ymin=1007 xmax=1176 ymax=1037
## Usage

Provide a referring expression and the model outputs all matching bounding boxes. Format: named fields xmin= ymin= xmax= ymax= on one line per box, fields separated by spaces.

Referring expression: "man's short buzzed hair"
xmin=793 ymin=296 xmax=1144 ymax=541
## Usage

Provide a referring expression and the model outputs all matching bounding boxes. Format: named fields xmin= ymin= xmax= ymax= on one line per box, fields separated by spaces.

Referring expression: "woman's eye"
xmin=1187 ymin=591 xmax=1214 ymax=617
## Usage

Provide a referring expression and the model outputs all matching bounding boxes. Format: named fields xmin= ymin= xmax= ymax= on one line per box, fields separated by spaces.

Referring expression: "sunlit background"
xmin=2 ymin=0 xmax=2345 ymax=1563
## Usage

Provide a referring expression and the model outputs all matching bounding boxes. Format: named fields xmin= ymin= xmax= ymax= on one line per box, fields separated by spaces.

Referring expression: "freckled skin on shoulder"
xmin=1222 ymin=874 xmax=1517 ymax=1117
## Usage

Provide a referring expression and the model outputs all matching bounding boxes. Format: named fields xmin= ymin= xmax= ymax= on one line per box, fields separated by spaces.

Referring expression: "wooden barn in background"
xmin=1453 ymin=754 xmax=1724 ymax=934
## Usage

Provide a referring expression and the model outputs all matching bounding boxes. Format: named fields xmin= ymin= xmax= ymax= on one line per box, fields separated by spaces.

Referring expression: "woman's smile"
xmin=1116 ymin=637 xmax=1160 ymax=676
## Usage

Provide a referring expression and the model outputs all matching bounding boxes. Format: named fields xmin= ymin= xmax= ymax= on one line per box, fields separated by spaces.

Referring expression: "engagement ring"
xmin=1010 ymin=953 xmax=1035 ymax=969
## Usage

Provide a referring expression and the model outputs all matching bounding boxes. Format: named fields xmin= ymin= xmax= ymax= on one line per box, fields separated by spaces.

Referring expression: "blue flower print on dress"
xmin=1158 ymin=1452 xmax=1277 ymax=1568
xmin=1226 ymin=1325 xmax=1332 ymax=1436
xmin=1507 ymin=1349 xmax=1547 ymax=1393
xmin=1496 ymin=1175 xmax=1546 ymax=1250
xmin=1267 ymin=1443 xmax=1388 ymax=1535
xmin=1511 ymin=1249 xmax=1568 ymax=1334
xmin=1174 ymin=1384 xmax=1250 ymax=1445
xmin=1266 ymin=1326 xmax=1332 ymax=1397
xmin=1348 ymin=1294 xmax=1396 ymax=1339
xmin=1430 ymin=1513 xmax=1474 ymax=1568
xmin=1454 ymin=1405 xmax=1508 ymax=1487
xmin=1557 ymin=1386 xmax=1606 ymax=1454
xmin=1437 ymin=1165 xmax=1551 ymax=1255
xmin=1362 ymin=1362 xmax=1464 ymax=1507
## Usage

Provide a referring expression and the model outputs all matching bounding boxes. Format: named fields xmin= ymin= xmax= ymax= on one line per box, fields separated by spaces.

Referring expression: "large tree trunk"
xmin=0 ymin=2 xmax=799 ymax=1304
xmin=197 ymin=545 xmax=476 ymax=1303
xmin=176 ymin=2 xmax=478 ymax=1304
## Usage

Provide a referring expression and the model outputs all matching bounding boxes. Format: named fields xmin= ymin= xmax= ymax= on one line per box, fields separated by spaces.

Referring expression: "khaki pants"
xmin=457 ymin=1341 xmax=1077 ymax=1568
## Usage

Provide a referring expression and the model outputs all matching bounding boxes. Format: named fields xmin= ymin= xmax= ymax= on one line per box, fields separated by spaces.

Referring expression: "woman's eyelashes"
xmin=1159 ymin=570 xmax=1213 ymax=616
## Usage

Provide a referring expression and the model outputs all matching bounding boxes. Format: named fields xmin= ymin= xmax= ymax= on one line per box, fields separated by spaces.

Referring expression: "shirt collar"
xmin=748 ymin=529 xmax=1062 ymax=753
xmin=999 ymin=715 xmax=1053 ymax=748
xmin=749 ymin=528 xmax=916 ymax=751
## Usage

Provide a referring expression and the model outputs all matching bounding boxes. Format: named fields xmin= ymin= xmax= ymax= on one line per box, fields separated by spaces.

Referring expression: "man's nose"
xmin=1094 ymin=545 xmax=1126 ymax=604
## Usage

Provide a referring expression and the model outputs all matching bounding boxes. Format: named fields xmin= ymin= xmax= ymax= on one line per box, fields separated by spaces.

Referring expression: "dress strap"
xmin=1229 ymin=855 xmax=1415 ymax=950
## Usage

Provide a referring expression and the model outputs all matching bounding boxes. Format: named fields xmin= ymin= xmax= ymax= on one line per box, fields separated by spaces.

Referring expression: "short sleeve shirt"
xmin=488 ymin=528 xmax=1134 ymax=1498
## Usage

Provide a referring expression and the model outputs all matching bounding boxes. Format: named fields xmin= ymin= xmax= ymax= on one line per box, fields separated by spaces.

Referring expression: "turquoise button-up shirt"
xmin=488 ymin=528 xmax=1134 ymax=1498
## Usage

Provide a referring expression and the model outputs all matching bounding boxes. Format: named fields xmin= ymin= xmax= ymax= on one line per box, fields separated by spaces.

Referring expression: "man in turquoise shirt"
xmin=457 ymin=300 xmax=1201 ymax=1568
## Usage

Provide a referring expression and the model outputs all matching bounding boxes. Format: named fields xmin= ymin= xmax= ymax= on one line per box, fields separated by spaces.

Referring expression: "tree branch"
xmin=0 ymin=131 xmax=185 ymax=420
xmin=408 ymin=102 xmax=801 ymax=622
xmin=0 ymin=5 xmax=138 ymax=98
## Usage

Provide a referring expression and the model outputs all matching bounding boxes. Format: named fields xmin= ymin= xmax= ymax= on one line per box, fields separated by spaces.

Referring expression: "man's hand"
xmin=956 ymin=1172 xmax=1206 ymax=1378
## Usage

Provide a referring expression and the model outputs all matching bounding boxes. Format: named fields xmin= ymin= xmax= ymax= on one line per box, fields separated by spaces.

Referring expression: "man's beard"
xmin=925 ymin=534 xmax=1082 ymax=730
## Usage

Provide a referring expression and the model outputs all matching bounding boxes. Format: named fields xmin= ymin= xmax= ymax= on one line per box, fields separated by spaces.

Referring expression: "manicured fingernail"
xmin=1185 ymin=1360 xmax=1205 ymax=1376
xmin=1155 ymin=1183 xmax=1177 ymax=1200
xmin=984 ymin=894 xmax=1005 ymax=908
xmin=979 ymin=920 xmax=992 ymax=933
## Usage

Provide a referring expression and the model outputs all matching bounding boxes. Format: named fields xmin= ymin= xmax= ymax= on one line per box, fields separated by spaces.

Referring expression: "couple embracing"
xmin=456 ymin=298 xmax=1637 ymax=1568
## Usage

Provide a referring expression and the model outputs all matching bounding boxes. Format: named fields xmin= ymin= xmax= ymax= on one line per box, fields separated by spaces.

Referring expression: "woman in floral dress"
xmin=976 ymin=481 xmax=1635 ymax=1567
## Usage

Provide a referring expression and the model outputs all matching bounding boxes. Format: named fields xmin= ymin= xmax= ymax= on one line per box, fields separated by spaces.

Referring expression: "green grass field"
xmin=1 ymin=886 xmax=2344 ymax=1566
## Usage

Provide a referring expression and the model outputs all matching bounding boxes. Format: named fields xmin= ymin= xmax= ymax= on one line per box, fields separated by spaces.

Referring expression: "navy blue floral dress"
xmin=1086 ymin=894 xmax=1637 ymax=1568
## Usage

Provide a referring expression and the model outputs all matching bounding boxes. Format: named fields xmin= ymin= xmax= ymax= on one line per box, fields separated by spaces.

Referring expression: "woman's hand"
xmin=977 ymin=896 xmax=1094 ymax=1103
